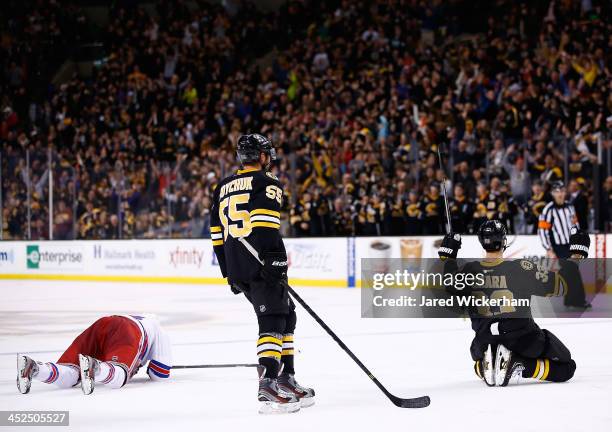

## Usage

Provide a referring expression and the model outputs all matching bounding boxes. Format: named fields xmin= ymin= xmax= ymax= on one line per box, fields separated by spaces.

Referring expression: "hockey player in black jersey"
xmin=210 ymin=133 xmax=314 ymax=414
xmin=438 ymin=219 xmax=590 ymax=387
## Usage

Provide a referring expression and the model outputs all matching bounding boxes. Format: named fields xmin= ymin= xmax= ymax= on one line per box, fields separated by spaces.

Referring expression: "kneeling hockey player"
xmin=438 ymin=219 xmax=590 ymax=386
xmin=17 ymin=314 xmax=172 ymax=395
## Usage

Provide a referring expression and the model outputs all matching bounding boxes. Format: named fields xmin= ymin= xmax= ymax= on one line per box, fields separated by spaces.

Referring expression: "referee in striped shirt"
xmin=538 ymin=181 xmax=589 ymax=308
xmin=538 ymin=181 xmax=577 ymax=259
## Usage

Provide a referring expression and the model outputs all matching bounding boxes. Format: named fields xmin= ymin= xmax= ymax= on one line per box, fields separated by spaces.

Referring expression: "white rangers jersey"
xmin=124 ymin=314 xmax=173 ymax=381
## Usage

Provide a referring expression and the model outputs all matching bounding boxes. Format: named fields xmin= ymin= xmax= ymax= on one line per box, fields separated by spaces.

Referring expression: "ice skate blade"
xmin=16 ymin=355 xmax=31 ymax=395
xmin=258 ymin=401 xmax=301 ymax=414
xmin=300 ymin=396 xmax=315 ymax=408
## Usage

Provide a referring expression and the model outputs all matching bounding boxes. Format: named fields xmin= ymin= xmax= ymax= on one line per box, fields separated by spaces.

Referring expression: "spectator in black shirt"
xmin=449 ymin=183 xmax=474 ymax=234
xmin=568 ymin=179 xmax=588 ymax=231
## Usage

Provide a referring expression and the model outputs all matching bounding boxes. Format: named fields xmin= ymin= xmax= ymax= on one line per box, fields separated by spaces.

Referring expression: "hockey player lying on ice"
xmin=438 ymin=219 xmax=590 ymax=387
xmin=17 ymin=314 xmax=172 ymax=395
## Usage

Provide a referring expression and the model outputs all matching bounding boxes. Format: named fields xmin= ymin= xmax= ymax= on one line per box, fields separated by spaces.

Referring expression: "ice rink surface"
xmin=1 ymin=280 xmax=611 ymax=432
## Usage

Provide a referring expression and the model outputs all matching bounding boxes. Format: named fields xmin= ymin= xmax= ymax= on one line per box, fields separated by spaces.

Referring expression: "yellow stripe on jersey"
xmin=252 ymin=222 xmax=280 ymax=229
xmin=541 ymin=359 xmax=550 ymax=380
xmin=550 ymin=273 xmax=559 ymax=297
xmin=237 ymin=168 xmax=260 ymax=175
xmin=210 ymin=226 xmax=222 ymax=233
xmin=250 ymin=209 xmax=281 ymax=217
xmin=212 ymin=240 xmax=224 ymax=246
xmin=282 ymin=335 xmax=294 ymax=342
xmin=557 ymin=274 xmax=567 ymax=297
xmin=282 ymin=349 xmax=295 ymax=356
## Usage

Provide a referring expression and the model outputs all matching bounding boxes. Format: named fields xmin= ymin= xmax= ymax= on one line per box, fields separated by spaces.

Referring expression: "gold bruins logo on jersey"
xmin=520 ymin=260 xmax=534 ymax=271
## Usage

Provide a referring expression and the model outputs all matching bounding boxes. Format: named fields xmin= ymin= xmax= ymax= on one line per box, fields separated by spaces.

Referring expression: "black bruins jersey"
xmin=210 ymin=168 xmax=285 ymax=282
xmin=405 ymin=201 xmax=423 ymax=235
xmin=445 ymin=258 xmax=566 ymax=338
xmin=526 ymin=191 xmax=548 ymax=230
xmin=420 ymin=193 xmax=443 ymax=234
xmin=449 ymin=196 xmax=474 ymax=234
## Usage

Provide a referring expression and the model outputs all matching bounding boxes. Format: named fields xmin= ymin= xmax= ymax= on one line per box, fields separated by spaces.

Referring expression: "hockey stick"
xmin=173 ymin=363 xmax=258 ymax=369
xmin=505 ymin=233 xmax=518 ymax=249
xmin=437 ymin=144 xmax=452 ymax=235
xmin=238 ymin=237 xmax=431 ymax=409
xmin=285 ymin=285 xmax=430 ymax=408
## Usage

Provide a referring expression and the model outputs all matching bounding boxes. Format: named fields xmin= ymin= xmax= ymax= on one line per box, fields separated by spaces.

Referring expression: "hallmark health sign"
xmin=26 ymin=244 xmax=84 ymax=270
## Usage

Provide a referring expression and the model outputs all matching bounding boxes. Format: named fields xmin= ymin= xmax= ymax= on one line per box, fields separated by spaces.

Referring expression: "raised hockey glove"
xmin=261 ymin=251 xmax=288 ymax=284
xmin=569 ymin=227 xmax=590 ymax=259
xmin=438 ymin=233 xmax=462 ymax=260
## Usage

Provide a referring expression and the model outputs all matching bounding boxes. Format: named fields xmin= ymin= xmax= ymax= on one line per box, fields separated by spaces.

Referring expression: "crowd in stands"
xmin=1 ymin=0 xmax=610 ymax=240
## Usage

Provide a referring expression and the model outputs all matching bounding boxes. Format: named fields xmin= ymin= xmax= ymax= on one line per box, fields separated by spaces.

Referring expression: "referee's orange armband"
xmin=538 ymin=220 xmax=552 ymax=230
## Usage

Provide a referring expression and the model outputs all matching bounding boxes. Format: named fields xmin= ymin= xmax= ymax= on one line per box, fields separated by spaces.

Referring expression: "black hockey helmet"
xmin=236 ymin=133 xmax=276 ymax=167
xmin=478 ymin=219 xmax=507 ymax=252
xmin=550 ymin=180 xmax=565 ymax=192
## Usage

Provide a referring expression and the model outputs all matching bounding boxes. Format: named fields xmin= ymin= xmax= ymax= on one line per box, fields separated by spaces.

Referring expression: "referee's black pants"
xmin=552 ymin=244 xmax=586 ymax=307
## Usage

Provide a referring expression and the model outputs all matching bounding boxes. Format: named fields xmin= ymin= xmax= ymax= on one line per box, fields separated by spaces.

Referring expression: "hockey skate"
xmin=17 ymin=355 xmax=38 ymax=394
xmin=257 ymin=366 xmax=300 ymax=414
xmin=79 ymin=354 xmax=100 ymax=395
xmin=494 ymin=344 xmax=525 ymax=387
xmin=278 ymin=373 xmax=315 ymax=408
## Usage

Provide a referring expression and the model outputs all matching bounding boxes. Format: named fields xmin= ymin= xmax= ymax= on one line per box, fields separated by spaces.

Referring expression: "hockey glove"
xmin=261 ymin=251 xmax=288 ymax=285
xmin=438 ymin=233 xmax=462 ymax=260
xmin=569 ymin=227 xmax=590 ymax=259
xmin=228 ymin=279 xmax=244 ymax=295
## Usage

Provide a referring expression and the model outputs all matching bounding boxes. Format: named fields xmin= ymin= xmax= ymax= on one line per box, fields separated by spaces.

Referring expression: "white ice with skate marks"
xmin=0 ymin=280 xmax=610 ymax=432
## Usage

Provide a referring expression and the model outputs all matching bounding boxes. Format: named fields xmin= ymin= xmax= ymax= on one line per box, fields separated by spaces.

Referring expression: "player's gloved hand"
xmin=261 ymin=251 xmax=288 ymax=285
xmin=569 ymin=227 xmax=590 ymax=259
xmin=438 ymin=233 xmax=462 ymax=260
xmin=228 ymin=279 xmax=243 ymax=295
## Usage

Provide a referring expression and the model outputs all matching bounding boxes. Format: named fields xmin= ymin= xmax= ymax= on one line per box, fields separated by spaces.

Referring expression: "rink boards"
xmin=0 ymin=235 xmax=609 ymax=288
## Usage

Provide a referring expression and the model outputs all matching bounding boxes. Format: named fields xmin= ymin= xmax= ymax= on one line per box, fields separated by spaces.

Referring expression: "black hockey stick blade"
xmin=391 ymin=394 xmax=431 ymax=408
xmin=173 ymin=363 xmax=258 ymax=369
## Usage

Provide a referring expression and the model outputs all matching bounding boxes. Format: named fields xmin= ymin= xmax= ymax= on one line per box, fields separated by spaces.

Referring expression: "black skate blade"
xmin=391 ymin=395 xmax=431 ymax=408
